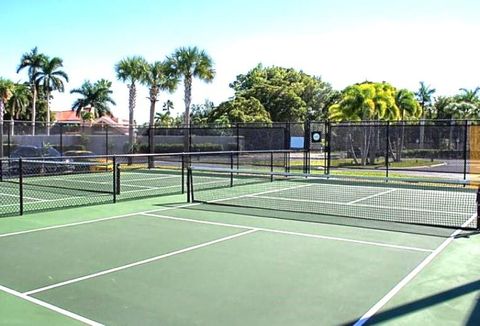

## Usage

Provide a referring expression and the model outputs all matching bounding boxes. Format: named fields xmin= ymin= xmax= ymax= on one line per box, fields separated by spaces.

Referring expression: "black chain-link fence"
xmin=2 ymin=120 xmax=479 ymax=179
xmin=0 ymin=150 xmax=307 ymax=217
xmin=327 ymin=120 xmax=472 ymax=177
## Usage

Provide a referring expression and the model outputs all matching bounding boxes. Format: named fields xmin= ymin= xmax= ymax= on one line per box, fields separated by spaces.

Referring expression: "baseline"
xmin=0 ymin=284 xmax=102 ymax=326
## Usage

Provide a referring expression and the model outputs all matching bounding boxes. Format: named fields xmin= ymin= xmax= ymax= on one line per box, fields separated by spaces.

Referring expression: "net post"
xmin=116 ymin=162 xmax=121 ymax=196
xmin=230 ymin=152 xmax=234 ymax=187
xmin=0 ymin=158 xmax=3 ymax=182
xmin=19 ymin=158 xmax=23 ymax=216
xmin=287 ymin=151 xmax=290 ymax=173
xmin=181 ymin=154 xmax=185 ymax=194
xmin=303 ymin=121 xmax=310 ymax=174
xmin=464 ymin=120 xmax=469 ymax=182
xmin=186 ymin=167 xmax=192 ymax=203
xmin=270 ymin=151 xmax=274 ymax=182
xmin=112 ymin=156 xmax=117 ymax=203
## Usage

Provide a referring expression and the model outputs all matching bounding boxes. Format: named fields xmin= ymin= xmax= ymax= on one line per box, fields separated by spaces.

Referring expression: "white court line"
xmin=353 ymin=214 xmax=477 ymax=326
xmin=120 ymin=184 xmax=158 ymax=190
xmin=207 ymin=183 xmax=313 ymax=203
xmin=119 ymin=180 xmax=222 ymax=194
xmin=347 ymin=189 xmax=398 ymax=204
xmin=142 ymin=213 xmax=434 ymax=253
xmin=0 ymin=284 xmax=102 ymax=326
xmin=0 ymin=192 xmax=44 ymax=202
xmin=0 ymin=192 xmax=113 ymax=209
xmin=31 ymin=177 xmax=112 ymax=186
xmin=120 ymin=175 xmax=179 ymax=182
xmin=249 ymin=195 xmax=472 ymax=217
xmin=23 ymin=173 xmax=177 ymax=188
xmin=24 ymin=229 xmax=257 ymax=296
xmin=0 ymin=202 xmax=201 ymax=239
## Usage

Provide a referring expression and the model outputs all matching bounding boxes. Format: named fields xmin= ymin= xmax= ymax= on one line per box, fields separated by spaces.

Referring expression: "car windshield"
xmin=16 ymin=148 xmax=40 ymax=157
xmin=43 ymin=147 xmax=61 ymax=157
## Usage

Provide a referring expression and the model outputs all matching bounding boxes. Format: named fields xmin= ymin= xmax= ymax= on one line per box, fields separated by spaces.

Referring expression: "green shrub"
xmin=402 ymin=149 xmax=462 ymax=159
xmin=53 ymin=145 xmax=86 ymax=152
xmin=191 ymin=143 xmax=223 ymax=152
xmin=225 ymin=143 xmax=239 ymax=151
xmin=132 ymin=143 xmax=228 ymax=153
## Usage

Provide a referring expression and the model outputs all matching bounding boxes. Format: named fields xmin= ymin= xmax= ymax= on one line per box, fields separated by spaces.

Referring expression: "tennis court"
xmin=0 ymin=160 xmax=479 ymax=325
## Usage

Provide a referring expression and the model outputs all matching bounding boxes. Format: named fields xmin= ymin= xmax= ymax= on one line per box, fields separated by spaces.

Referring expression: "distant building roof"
xmin=54 ymin=110 xmax=81 ymax=122
xmin=53 ymin=110 xmax=129 ymax=135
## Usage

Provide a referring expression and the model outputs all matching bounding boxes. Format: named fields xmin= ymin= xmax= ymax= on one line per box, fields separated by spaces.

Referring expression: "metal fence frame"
xmin=2 ymin=119 xmax=480 ymax=178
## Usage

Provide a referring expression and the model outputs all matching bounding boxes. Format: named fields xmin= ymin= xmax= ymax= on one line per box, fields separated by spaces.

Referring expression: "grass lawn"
xmin=290 ymin=158 xmax=441 ymax=169
xmin=329 ymin=158 xmax=441 ymax=169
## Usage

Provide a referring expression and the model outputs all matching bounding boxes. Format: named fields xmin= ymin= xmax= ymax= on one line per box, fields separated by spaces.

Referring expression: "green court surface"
xmin=0 ymin=188 xmax=479 ymax=325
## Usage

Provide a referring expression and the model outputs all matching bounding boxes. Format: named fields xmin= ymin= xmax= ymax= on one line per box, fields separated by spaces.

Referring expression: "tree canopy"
xmin=71 ymin=79 xmax=116 ymax=118
xmin=227 ymin=64 xmax=336 ymax=122
xmin=209 ymin=97 xmax=271 ymax=125
xmin=328 ymin=82 xmax=421 ymax=122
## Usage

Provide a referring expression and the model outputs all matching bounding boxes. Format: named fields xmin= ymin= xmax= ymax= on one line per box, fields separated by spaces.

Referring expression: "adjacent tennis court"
xmin=0 ymin=157 xmax=479 ymax=325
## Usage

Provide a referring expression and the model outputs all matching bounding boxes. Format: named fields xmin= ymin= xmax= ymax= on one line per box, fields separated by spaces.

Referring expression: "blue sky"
xmin=1 ymin=0 xmax=479 ymax=123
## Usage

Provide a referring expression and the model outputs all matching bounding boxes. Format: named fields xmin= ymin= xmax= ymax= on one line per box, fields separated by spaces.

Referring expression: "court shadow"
xmin=172 ymin=203 xmax=455 ymax=238
xmin=342 ymin=280 xmax=480 ymax=325
xmin=455 ymin=231 xmax=480 ymax=239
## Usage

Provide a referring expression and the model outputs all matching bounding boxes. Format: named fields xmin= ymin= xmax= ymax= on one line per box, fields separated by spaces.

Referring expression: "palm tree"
xmin=115 ymin=56 xmax=148 ymax=152
xmin=329 ymin=82 xmax=401 ymax=165
xmin=141 ymin=61 xmax=178 ymax=155
xmin=0 ymin=78 xmax=14 ymax=157
xmin=154 ymin=100 xmax=175 ymax=127
xmin=394 ymin=89 xmax=421 ymax=161
xmin=415 ymin=82 xmax=436 ymax=115
xmin=16 ymin=47 xmax=47 ymax=135
xmin=154 ymin=111 xmax=174 ymax=127
xmin=415 ymin=82 xmax=436 ymax=148
xmin=163 ymin=100 xmax=174 ymax=113
xmin=7 ymin=84 xmax=30 ymax=136
xmin=34 ymin=56 xmax=69 ymax=135
xmin=81 ymin=111 xmax=95 ymax=126
xmin=458 ymin=87 xmax=480 ymax=103
xmin=71 ymin=79 xmax=116 ymax=118
xmin=165 ymin=46 xmax=215 ymax=150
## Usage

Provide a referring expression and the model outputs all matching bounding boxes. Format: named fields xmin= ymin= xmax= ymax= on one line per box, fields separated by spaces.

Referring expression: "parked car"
xmin=64 ymin=150 xmax=113 ymax=172
xmin=9 ymin=145 xmax=73 ymax=176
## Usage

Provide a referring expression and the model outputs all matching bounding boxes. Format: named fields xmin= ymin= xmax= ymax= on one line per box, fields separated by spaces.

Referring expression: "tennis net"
xmin=2 ymin=159 xmax=115 ymax=195
xmin=188 ymin=167 xmax=479 ymax=230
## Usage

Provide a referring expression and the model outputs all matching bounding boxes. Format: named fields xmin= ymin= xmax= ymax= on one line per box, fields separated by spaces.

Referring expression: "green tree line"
xmin=2 ymin=46 xmax=480 ymax=133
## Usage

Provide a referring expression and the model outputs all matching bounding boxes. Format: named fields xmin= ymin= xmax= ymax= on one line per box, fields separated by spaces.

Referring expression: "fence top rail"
xmin=0 ymin=149 xmax=307 ymax=162
xmin=3 ymin=119 xmax=480 ymax=128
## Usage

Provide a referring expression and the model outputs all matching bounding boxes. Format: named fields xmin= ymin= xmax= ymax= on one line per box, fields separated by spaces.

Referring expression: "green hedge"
xmin=191 ymin=143 xmax=224 ymax=152
xmin=402 ymin=149 xmax=462 ymax=159
xmin=225 ymin=143 xmax=239 ymax=151
xmin=52 ymin=145 xmax=87 ymax=152
xmin=135 ymin=143 xmax=224 ymax=153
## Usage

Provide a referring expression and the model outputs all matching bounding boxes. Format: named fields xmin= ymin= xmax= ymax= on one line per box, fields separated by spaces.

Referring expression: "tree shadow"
xmin=343 ymin=280 xmax=480 ymax=325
